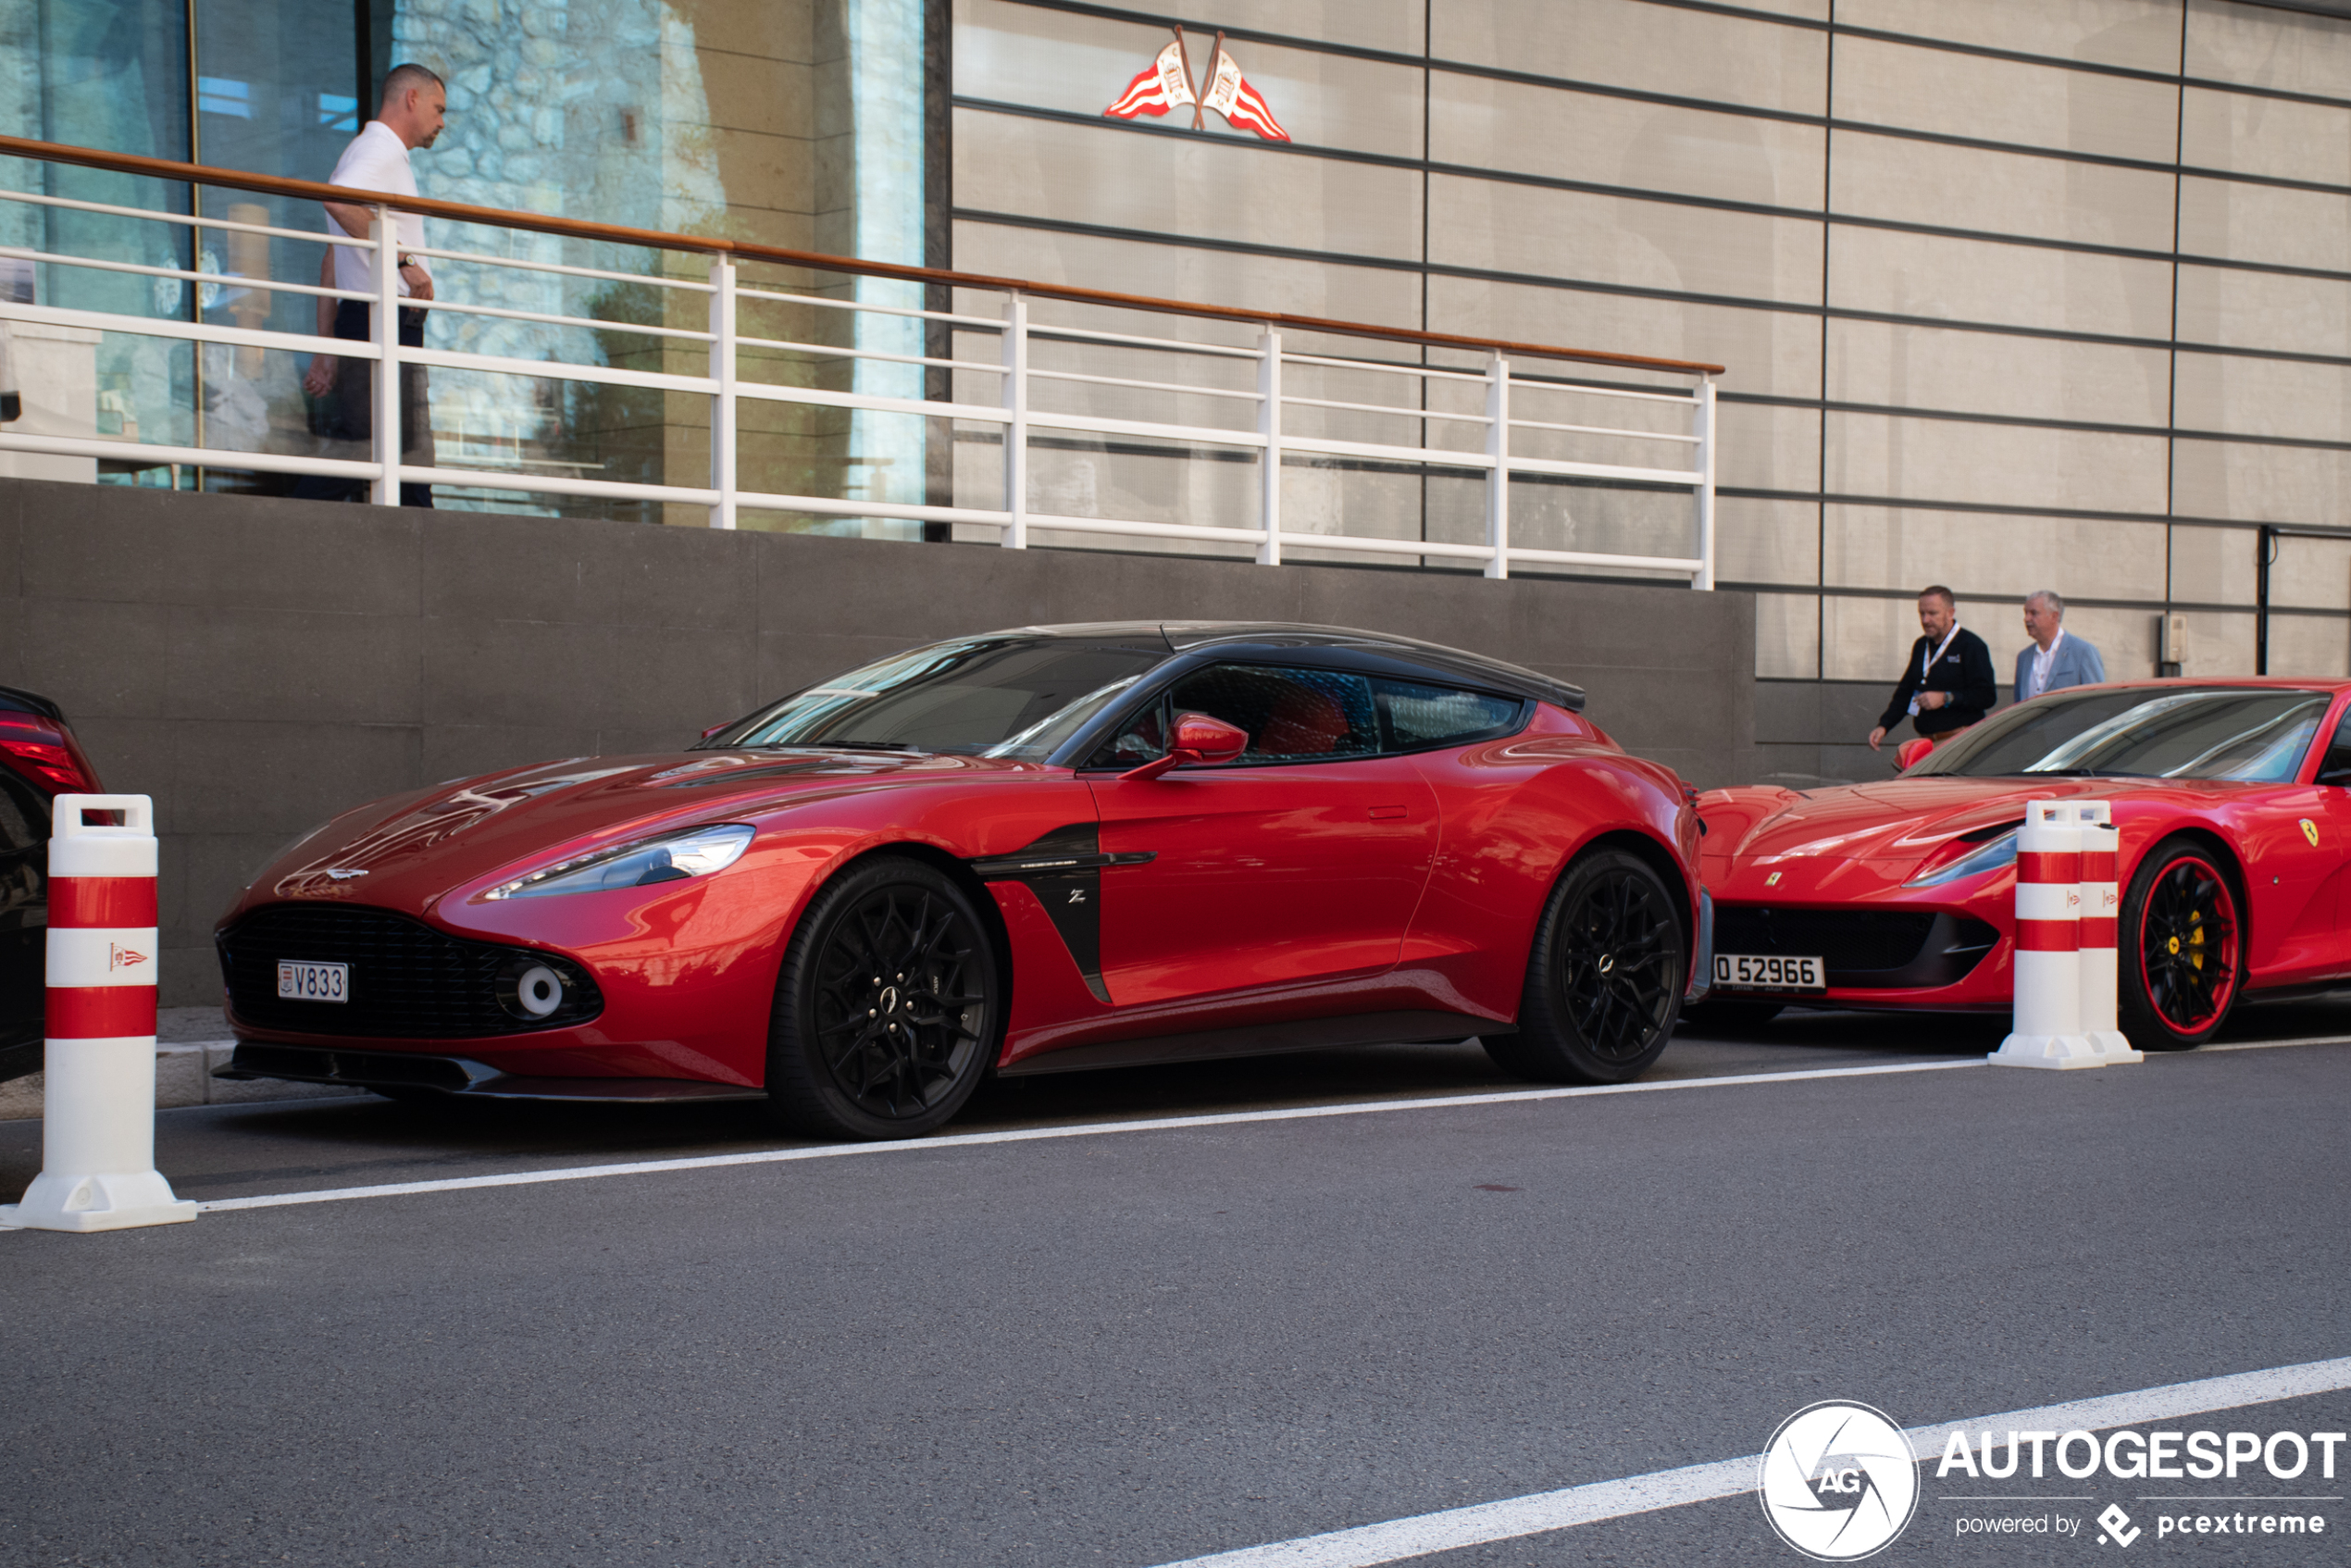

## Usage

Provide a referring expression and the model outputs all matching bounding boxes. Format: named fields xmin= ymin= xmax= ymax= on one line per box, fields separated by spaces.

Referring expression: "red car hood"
xmin=1701 ymin=776 xmax=2145 ymax=866
xmin=232 ymin=750 xmax=1044 ymax=919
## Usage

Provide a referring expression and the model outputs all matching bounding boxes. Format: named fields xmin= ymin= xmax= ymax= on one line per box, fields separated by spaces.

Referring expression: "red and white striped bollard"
xmin=2072 ymin=801 xmax=2141 ymax=1064
xmin=1988 ymin=799 xmax=2101 ymax=1069
xmin=0 ymin=794 xmax=196 ymax=1232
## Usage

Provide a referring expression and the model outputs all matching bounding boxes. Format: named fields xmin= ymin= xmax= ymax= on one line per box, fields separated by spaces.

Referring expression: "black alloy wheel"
xmin=2118 ymin=836 xmax=2243 ymax=1051
xmin=766 ymin=856 xmax=1001 ymax=1139
xmin=1484 ymin=848 xmax=1686 ymax=1084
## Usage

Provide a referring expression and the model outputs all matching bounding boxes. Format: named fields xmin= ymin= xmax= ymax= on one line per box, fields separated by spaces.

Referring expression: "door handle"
xmin=1369 ymin=804 xmax=1408 ymax=820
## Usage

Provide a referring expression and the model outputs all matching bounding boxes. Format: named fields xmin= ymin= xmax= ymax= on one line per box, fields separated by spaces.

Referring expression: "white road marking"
xmin=193 ymin=1059 xmax=1982 ymax=1213
xmin=1145 ymin=1358 xmax=2351 ymax=1568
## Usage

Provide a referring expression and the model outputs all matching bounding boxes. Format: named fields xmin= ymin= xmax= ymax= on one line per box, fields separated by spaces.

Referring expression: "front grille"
xmin=1715 ymin=907 xmax=1936 ymax=974
xmin=218 ymin=903 xmax=602 ymax=1039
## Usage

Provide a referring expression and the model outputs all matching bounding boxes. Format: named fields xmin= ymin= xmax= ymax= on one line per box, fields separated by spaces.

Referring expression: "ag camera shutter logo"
xmin=1758 ymin=1400 xmax=1921 ymax=1561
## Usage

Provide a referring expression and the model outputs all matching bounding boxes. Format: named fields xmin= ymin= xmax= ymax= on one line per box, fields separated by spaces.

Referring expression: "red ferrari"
xmin=216 ymin=623 xmax=1709 ymax=1139
xmin=1698 ymin=678 xmax=2351 ymax=1048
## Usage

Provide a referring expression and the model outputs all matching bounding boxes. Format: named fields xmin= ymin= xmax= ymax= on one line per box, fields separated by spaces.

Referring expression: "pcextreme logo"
xmin=1759 ymin=1401 xmax=1921 ymax=1561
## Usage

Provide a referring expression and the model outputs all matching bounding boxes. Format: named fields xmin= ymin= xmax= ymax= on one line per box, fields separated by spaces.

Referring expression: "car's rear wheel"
xmin=765 ymin=856 xmax=1001 ymax=1139
xmin=2119 ymin=837 xmax=2242 ymax=1051
xmin=1483 ymin=848 xmax=1686 ymax=1084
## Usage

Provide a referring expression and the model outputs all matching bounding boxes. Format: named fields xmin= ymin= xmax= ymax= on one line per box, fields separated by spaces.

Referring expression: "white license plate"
xmin=1713 ymin=953 xmax=1824 ymax=991
xmin=277 ymin=961 xmax=349 ymax=1002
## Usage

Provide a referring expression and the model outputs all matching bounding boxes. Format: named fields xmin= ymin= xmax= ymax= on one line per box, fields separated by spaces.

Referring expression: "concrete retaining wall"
xmin=0 ymin=478 xmax=1755 ymax=1006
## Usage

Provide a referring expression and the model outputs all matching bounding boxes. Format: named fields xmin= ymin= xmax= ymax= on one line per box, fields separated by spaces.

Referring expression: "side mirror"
xmin=1894 ymin=737 xmax=1934 ymax=772
xmin=1119 ymin=712 xmax=1248 ymax=781
xmin=700 ymin=722 xmax=731 ymax=740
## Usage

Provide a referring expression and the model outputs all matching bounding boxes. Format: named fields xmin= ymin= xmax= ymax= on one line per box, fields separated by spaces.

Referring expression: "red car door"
xmin=1086 ymin=663 xmax=1439 ymax=1007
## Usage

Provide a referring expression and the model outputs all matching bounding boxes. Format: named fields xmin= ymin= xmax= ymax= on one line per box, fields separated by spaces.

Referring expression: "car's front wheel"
xmin=765 ymin=856 xmax=1001 ymax=1139
xmin=2118 ymin=836 xmax=2243 ymax=1051
xmin=1484 ymin=848 xmax=1686 ymax=1084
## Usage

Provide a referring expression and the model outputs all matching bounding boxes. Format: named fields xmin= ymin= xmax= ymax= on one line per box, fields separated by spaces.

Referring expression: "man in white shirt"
xmin=2013 ymin=590 xmax=2107 ymax=703
xmin=296 ymin=64 xmax=445 ymax=506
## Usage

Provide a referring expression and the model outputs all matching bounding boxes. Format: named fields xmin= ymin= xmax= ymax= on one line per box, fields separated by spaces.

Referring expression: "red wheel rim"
xmin=2136 ymin=854 xmax=2239 ymax=1036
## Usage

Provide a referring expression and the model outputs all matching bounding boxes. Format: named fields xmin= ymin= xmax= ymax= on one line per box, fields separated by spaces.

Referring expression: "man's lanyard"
xmin=1918 ymin=625 xmax=1960 ymax=684
xmin=1908 ymin=625 xmax=1962 ymax=719
xmin=2030 ymin=628 xmax=2064 ymax=699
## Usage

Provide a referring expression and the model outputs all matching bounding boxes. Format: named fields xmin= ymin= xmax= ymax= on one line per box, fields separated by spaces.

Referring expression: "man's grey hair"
xmin=2026 ymin=590 xmax=2066 ymax=617
xmin=381 ymin=63 xmax=444 ymax=106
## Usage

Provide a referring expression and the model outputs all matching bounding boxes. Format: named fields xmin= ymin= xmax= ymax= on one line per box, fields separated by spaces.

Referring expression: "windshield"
xmin=1911 ymin=687 xmax=2332 ymax=783
xmin=698 ymin=637 xmax=1169 ymax=758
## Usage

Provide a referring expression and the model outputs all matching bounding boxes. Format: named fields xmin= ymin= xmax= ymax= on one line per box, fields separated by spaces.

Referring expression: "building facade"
xmin=6 ymin=0 xmax=2351 ymax=767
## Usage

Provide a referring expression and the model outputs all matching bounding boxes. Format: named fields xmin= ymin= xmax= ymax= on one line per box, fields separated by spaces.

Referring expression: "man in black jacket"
xmin=1868 ymin=584 xmax=1997 ymax=752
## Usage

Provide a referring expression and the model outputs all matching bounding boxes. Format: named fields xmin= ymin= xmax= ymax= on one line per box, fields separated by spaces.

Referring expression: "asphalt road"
xmin=3 ymin=1005 xmax=2346 ymax=1567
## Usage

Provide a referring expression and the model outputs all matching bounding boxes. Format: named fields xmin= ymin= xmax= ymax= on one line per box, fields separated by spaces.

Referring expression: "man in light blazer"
xmin=2013 ymin=590 xmax=2106 ymax=703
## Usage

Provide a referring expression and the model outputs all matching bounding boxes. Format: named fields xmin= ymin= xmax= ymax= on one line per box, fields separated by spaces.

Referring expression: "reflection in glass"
xmin=1915 ymin=688 xmax=2330 ymax=783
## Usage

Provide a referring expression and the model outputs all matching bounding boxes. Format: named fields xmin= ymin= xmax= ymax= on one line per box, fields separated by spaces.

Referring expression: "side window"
xmin=1373 ymin=678 xmax=1527 ymax=752
xmin=1164 ymin=664 xmax=1379 ymax=764
xmin=1087 ymin=696 xmax=1170 ymax=770
xmin=2318 ymin=705 xmax=2351 ymax=787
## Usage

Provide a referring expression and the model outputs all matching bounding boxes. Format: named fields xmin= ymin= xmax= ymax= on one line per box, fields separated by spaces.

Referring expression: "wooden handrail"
xmin=0 ymin=133 xmax=1724 ymax=377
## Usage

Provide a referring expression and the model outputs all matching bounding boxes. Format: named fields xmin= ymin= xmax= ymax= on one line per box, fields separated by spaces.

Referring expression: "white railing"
xmin=0 ymin=136 xmax=1720 ymax=586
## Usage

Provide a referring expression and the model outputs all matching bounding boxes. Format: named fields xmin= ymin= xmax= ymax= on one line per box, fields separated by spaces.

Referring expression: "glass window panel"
xmin=1827 ymin=224 xmax=2173 ymax=341
xmin=0 ymin=0 xmax=194 ymax=464
xmin=2173 ymin=437 xmax=2351 ymax=530
xmin=2181 ymin=88 xmax=2351 ymax=187
xmin=1432 ymin=0 xmax=1828 ymax=117
xmin=1373 ymin=679 xmax=1524 ymax=749
xmin=952 ymin=218 xmax=1422 ymax=325
xmin=957 ymin=108 xmax=1423 ymax=262
xmin=1427 ymin=275 xmax=1822 ymax=402
xmin=1822 ymin=505 xmax=2169 ymax=601
xmin=2179 ymin=176 xmax=2351 ymax=274
xmin=2266 ymin=534 xmax=2351 ymax=612
xmin=1717 ymin=497 xmax=1821 ymax=587
xmin=2185 ymin=0 xmax=2351 ymax=100
xmin=1180 ymin=0 xmax=1426 ymax=55
xmin=1829 ymin=319 xmax=2171 ymax=428
xmin=1429 ymin=176 xmax=1823 ymax=305
xmin=2264 ymin=612 xmax=2351 ymax=679
xmin=1163 ymin=666 xmax=1379 ymax=762
xmin=1756 ymin=591 xmax=1823 ymax=681
xmin=2175 ymin=352 xmax=2351 ymax=445
xmin=1822 ymin=591 xmax=1928 ymax=683
xmin=2175 ymin=264 xmax=2351 ymax=359
xmin=2170 ymin=607 xmax=2258 ymax=678
xmin=1430 ymin=73 xmax=1826 ymax=212
xmin=1837 ymin=0 xmax=2183 ymax=73
xmin=955 ymin=0 xmax=1424 ymax=158
xmin=1832 ymin=130 xmax=2176 ymax=251
xmin=1719 ymin=404 xmax=1823 ymax=495
xmin=2054 ymin=605 xmax=2156 ymax=681
xmin=1825 ymin=412 xmax=2168 ymax=512
xmin=1833 ymin=35 xmax=2178 ymax=161
xmin=2170 ymin=520 xmax=2260 ymax=605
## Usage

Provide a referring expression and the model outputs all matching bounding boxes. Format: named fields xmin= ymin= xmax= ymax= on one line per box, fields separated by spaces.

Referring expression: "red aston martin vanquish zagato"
xmin=1698 ymin=678 xmax=2351 ymax=1049
xmin=216 ymin=623 xmax=1710 ymax=1139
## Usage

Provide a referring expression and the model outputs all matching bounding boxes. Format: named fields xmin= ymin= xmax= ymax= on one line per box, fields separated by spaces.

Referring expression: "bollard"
xmin=2071 ymin=802 xmax=2141 ymax=1064
xmin=0 ymin=794 xmax=196 ymax=1232
xmin=1988 ymin=799 xmax=2102 ymax=1069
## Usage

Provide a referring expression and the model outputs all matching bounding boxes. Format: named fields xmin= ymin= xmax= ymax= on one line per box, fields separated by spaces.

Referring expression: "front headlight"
xmin=485 ymin=823 xmax=755 ymax=901
xmin=1903 ymin=827 xmax=2020 ymax=889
